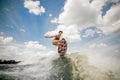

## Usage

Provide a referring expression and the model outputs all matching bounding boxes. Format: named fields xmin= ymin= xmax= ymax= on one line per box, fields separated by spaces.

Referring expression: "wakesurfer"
xmin=45 ymin=31 xmax=63 ymax=46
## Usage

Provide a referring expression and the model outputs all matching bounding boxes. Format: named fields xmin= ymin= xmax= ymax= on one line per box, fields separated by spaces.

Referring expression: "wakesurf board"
xmin=58 ymin=38 xmax=67 ymax=56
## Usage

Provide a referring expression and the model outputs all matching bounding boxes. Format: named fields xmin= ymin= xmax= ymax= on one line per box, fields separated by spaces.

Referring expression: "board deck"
xmin=58 ymin=38 xmax=67 ymax=56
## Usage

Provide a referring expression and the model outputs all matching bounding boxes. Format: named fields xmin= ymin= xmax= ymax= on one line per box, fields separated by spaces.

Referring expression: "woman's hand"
xmin=45 ymin=35 xmax=49 ymax=38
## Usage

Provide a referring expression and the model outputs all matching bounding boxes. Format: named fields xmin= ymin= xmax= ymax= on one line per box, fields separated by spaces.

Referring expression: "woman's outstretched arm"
xmin=45 ymin=34 xmax=58 ymax=38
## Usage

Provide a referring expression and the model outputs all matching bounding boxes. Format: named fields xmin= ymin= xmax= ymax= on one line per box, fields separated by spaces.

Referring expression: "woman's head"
xmin=59 ymin=30 xmax=63 ymax=34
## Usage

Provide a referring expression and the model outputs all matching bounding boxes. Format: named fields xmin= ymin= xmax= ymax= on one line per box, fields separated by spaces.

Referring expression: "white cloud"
xmin=46 ymin=0 xmax=120 ymax=42
xmin=82 ymin=29 xmax=96 ymax=37
xmin=0 ymin=35 xmax=51 ymax=61
xmin=49 ymin=13 xmax=52 ymax=17
xmin=24 ymin=41 xmax=46 ymax=50
xmin=45 ymin=0 xmax=99 ymax=42
xmin=45 ymin=24 xmax=81 ymax=42
xmin=50 ymin=18 xmax=58 ymax=24
xmin=0 ymin=36 xmax=13 ymax=44
xmin=58 ymin=0 xmax=100 ymax=27
xmin=100 ymin=4 xmax=120 ymax=34
xmin=89 ymin=43 xmax=108 ymax=49
xmin=82 ymin=27 xmax=103 ymax=38
xmin=24 ymin=0 xmax=45 ymax=15
xmin=89 ymin=43 xmax=96 ymax=48
xmin=20 ymin=28 xmax=26 ymax=32
xmin=98 ymin=43 xmax=108 ymax=48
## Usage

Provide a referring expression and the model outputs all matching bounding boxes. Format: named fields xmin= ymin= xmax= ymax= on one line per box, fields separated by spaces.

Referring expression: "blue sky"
xmin=0 ymin=0 xmax=120 ymax=51
xmin=0 ymin=0 xmax=65 ymax=43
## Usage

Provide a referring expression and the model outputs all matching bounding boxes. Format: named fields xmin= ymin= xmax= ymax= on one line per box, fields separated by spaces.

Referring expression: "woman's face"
xmin=59 ymin=32 xmax=63 ymax=35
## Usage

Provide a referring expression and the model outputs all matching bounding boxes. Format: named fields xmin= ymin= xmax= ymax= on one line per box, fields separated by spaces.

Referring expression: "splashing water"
xmin=0 ymin=52 xmax=119 ymax=80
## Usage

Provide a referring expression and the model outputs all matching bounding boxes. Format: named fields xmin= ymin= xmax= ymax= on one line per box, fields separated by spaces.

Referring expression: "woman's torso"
xmin=54 ymin=34 xmax=61 ymax=40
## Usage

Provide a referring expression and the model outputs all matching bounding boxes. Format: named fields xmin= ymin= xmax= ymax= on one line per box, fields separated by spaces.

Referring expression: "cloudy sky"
xmin=0 ymin=0 xmax=120 ymax=60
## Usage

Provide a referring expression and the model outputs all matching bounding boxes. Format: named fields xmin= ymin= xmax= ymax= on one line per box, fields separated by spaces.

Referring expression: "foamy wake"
xmin=0 ymin=52 xmax=120 ymax=80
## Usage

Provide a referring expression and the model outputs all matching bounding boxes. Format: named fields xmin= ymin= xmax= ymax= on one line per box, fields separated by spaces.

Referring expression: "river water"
xmin=0 ymin=52 xmax=120 ymax=80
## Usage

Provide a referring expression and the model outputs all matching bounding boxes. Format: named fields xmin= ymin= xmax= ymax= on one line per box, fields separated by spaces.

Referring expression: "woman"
xmin=45 ymin=31 xmax=63 ymax=46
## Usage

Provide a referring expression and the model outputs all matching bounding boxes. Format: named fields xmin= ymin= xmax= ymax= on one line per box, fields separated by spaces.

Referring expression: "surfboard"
xmin=58 ymin=38 xmax=67 ymax=56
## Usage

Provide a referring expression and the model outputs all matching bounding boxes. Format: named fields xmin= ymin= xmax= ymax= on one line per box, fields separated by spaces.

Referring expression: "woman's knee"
xmin=52 ymin=41 xmax=58 ymax=46
xmin=52 ymin=42 xmax=57 ymax=46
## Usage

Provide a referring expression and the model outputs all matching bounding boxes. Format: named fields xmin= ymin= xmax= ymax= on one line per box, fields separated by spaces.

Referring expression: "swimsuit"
xmin=54 ymin=37 xmax=60 ymax=40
